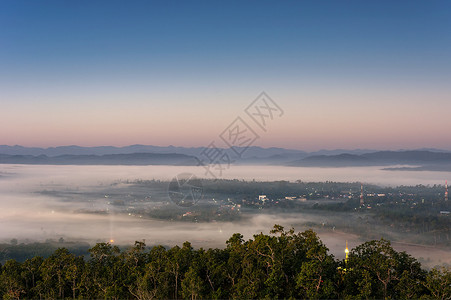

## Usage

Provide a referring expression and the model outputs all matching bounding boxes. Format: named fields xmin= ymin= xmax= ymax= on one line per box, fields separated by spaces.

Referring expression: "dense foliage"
xmin=0 ymin=225 xmax=449 ymax=299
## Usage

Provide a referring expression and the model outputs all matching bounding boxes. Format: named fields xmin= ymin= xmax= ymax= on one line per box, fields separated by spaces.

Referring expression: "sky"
xmin=1 ymin=1 xmax=450 ymax=151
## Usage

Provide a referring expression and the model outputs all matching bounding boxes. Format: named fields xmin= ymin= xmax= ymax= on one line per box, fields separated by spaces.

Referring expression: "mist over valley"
xmin=1 ymin=163 xmax=450 ymax=269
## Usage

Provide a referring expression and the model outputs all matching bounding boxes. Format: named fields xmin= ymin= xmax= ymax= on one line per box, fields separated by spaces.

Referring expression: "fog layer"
xmin=1 ymin=164 xmax=450 ymax=268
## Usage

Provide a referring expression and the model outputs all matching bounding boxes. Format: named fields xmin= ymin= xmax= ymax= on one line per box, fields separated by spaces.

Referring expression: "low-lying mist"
xmin=1 ymin=164 xmax=450 ymax=268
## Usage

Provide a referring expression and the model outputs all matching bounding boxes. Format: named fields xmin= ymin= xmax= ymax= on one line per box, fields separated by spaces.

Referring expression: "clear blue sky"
xmin=1 ymin=1 xmax=450 ymax=150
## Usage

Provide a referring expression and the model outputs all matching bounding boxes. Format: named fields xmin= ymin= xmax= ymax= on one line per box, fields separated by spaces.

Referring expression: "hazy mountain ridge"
xmin=288 ymin=150 xmax=451 ymax=170
xmin=0 ymin=145 xmax=307 ymax=159
xmin=1 ymin=146 xmax=451 ymax=168
xmin=0 ymin=153 xmax=198 ymax=166
xmin=0 ymin=144 xmax=424 ymax=159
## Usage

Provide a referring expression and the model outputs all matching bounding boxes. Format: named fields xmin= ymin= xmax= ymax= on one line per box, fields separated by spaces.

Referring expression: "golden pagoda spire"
xmin=345 ymin=240 xmax=349 ymax=264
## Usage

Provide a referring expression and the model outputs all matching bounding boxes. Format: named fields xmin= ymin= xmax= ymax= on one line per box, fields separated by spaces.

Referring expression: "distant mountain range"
xmin=0 ymin=153 xmax=198 ymax=166
xmin=287 ymin=150 xmax=451 ymax=171
xmin=0 ymin=145 xmax=450 ymax=170
xmin=0 ymin=144 xmax=405 ymax=160
xmin=0 ymin=144 xmax=307 ymax=158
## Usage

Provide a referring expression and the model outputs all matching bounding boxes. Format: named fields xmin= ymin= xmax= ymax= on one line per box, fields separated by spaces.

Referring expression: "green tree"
xmin=394 ymin=251 xmax=427 ymax=298
xmin=181 ymin=266 xmax=203 ymax=299
xmin=86 ymin=242 xmax=122 ymax=298
xmin=64 ymin=255 xmax=85 ymax=299
xmin=345 ymin=239 xmax=426 ymax=299
xmin=121 ymin=241 xmax=148 ymax=298
xmin=295 ymin=230 xmax=337 ymax=299
xmin=0 ymin=260 xmax=25 ymax=299
xmin=21 ymin=256 xmax=43 ymax=299
xmin=423 ymin=266 xmax=451 ymax=300
xmin=201 ymin=248 xmax=230 ymax=299
xmin=38 ymin=248 xmax=78 ymax=298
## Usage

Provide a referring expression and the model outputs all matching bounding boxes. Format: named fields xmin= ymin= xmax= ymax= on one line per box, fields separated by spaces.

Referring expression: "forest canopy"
xmin=0 ymin=225 xmax=449 ymax=299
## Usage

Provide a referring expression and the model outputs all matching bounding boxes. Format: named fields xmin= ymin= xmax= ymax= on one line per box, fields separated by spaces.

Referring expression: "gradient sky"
xmin=1 ymin=1 xmax=450 ymax=151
